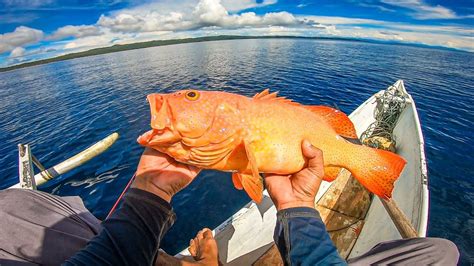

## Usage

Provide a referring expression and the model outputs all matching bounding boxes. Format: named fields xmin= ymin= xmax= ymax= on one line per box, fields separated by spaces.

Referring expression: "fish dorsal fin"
xmin=253 ymin=89 xmax=270 ymax=99
xmin=305 ymin=106 xmax=358 ymax=139
xmin=253 ymin=89 xmax=299 ymax=106
xmin=253 ymin=89 xmax=278 ymax=100
xmin=240 ymin=140 xmax=264 ymax=203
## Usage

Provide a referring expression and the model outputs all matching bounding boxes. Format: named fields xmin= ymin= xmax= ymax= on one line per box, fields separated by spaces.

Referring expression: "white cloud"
xmin=98 ymin=0 xmax=296 ymax=33
xmin=63 ymin=35 xmax=113 ymax=51
xmin=0 ymin=13 xmax=40 ymax=24
xmin=381 ymin=0 xmax=473 ymax=19
xmin=9 ymin=46 xmax=25 ymax=57
xmin=193 ymin=0 xmax=228 ymax=25
xmin=356 ymin=2 xmax=395 ymax=13
xmin=220 ymin=0 xmax=277 ymax=12
xmin=301 ymin=16 xmax=382 ymax=25
xmin=2 ymin=0 xmax=54 ymax=8
xmin=97 ymin=11 xmax=474 ymax=52
xmin=297 ymin=15 xmax=474 ymax=51
xmin=199 ymin=11 xmax=297 ymax=28
xmin=49 ymin=25 xmax=102 ymax=40
xmin=301 ymin=15 xmax=474 ymax=36
xmin=0 ymin=26 xmax=43 ymax=54
xmin=261 ymin=12 xmax=296 ymax=25
xmin=60 ymin=29 xmax=172 ymax=52
xmin=98 ymin=12 xmax=195 ymax=32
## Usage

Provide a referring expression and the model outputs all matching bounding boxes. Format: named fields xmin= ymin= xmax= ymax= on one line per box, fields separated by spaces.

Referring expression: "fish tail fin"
xmin=340 ymin=143 xmax=406 ymax=199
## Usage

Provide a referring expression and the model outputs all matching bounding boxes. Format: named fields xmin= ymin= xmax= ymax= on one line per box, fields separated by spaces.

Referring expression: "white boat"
xmin=177 ymin=80 xmax=429 ymax=265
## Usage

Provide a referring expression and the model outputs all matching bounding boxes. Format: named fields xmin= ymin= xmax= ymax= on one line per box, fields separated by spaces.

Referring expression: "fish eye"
xmin=185 ymin=90 xmax=200 ymax=101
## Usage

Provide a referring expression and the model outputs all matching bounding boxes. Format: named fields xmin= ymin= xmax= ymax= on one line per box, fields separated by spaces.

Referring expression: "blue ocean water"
xmin=0 ymin=39 xmax=472 ymax=264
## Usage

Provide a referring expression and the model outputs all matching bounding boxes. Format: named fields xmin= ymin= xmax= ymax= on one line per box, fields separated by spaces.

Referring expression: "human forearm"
xmin=274 ymin=207 xmax=346 ymax=266
xmin=64 ymin=188 xmax=175 ymax=265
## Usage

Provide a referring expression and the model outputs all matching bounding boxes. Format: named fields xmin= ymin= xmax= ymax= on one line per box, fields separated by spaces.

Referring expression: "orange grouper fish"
xmin=137 ymin=89 xmax=406 ymax=203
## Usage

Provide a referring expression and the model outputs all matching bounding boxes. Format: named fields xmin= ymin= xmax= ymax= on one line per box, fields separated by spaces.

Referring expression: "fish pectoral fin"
xmin=232 ymin=172 xmax=244 ymax=190
xmin=243 ymin=139 xmax=259 ymax=176
xmin=240 ymin=173 xmax=263 ymax=203
xmin=242 ymin=139 xmax=264 ymax=203
xmin=305 ymin=106 xmax=358 ymax=139
xmin=188 ymin=134 xmax=239 ymax=167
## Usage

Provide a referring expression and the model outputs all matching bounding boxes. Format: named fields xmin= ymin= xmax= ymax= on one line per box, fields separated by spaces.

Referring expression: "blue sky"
xmin=1 ymin=0 xmax=473 ymax=67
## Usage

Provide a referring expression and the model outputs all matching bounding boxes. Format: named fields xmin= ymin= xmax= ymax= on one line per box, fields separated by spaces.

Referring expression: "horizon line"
xmin=1 ymin=35 xmax=470 ymax=73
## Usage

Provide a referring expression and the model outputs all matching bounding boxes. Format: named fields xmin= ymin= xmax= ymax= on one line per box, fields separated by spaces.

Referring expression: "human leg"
xmin=0 ymin=189 xmax=101 ymax=265
xmin=348 ymin=237 xmax=459 ymax=265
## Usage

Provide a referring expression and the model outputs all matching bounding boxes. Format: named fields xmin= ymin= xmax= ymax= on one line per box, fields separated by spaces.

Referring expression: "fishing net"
xmin=360 ymin=83 xmax=408 ymax=151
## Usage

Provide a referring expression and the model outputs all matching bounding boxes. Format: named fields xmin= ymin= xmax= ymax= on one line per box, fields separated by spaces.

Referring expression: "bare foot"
xmin=155 ymin=250 xmax=188 ymax=266
xmin=188 ymin=228 xmax=219 ymax=265
xmin=155 ymin=250 xmax=212 ymax=266
xmin=155 ymin=228 xmax=219 ymax=266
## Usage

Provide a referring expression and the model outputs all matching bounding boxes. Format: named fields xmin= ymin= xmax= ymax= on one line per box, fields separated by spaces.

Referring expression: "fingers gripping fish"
xmin=138 ymin=89 xmax=406 ymax=203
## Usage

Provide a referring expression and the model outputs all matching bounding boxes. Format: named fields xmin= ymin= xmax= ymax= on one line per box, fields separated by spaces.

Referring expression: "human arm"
xmin=64 ymin=148 xmax=200 ymax=265
xmin=265 ymin=140 xmax=346 ymax=265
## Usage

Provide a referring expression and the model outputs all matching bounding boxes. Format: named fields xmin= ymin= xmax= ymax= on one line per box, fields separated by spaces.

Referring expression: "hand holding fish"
xmin=132 ymin=147 xmax=201 ymax=202
xmin=265 ymin=140 xmax=324 ymax=211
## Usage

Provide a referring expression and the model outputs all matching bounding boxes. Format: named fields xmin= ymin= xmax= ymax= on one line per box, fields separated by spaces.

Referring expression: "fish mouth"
xmin=137 ymin=129 xmax=180 ymax=146
xmin=148 ymin=93 xmax=173 ymax=131
xmin=138 ymin=93 xmax=181 ymax=146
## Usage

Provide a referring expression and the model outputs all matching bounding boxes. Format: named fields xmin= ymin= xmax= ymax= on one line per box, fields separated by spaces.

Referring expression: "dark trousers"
xmin=0 ymin=189 xmax=101 ymax=265
xmin=0 ymin=189 xmax=459 ymax=265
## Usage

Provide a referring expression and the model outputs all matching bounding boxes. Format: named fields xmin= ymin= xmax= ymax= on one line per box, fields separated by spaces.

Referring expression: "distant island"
xmin=0 ymin=35 xmax=464 ymax=73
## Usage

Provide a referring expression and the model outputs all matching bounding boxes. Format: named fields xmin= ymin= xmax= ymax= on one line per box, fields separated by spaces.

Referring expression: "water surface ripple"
xmin=0 ymin=39 xmax=472 ymax=264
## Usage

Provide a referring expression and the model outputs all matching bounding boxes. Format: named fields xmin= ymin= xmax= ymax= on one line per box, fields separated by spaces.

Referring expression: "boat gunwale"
xmin=395 ymin=80 xmax=429 ymax=237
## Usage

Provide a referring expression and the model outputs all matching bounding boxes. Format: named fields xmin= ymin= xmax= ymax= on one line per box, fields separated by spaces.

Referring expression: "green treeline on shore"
xmin=1 ymin=36 xmax=271 ymax=72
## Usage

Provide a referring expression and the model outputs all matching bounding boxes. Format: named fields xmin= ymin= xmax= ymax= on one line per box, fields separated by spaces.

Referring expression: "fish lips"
xmin=137 ymin=129 xmax=180 ymax=146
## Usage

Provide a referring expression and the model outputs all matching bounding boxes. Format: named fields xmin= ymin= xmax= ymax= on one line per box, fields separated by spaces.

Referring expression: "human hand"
xmin=132 ymin=148 xmax=201 ymax=202
xmin=264 ymin=140 xmax=324 ymax=211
